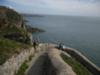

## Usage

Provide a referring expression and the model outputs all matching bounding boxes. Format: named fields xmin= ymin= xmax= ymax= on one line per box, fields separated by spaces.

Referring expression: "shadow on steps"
xmin=27 ymin=53 xmax=57 ymax=75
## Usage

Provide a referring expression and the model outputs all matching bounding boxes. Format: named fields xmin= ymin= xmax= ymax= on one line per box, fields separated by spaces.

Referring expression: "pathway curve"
xmin=26 ymin=43 xmax=76 ymax=75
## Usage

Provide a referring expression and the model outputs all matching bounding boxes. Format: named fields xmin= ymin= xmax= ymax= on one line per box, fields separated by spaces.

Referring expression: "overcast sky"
xmin=0 ymin=0 xmax=100 ymax=17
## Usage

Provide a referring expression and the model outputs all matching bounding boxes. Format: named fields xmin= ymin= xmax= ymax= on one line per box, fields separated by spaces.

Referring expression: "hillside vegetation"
xmin=0 ymin=6 xmax=31 ymax=43
xmin=61 ymin=53 xmax=92 ymax=75
xmin=0 ymin=38 xmax=30 ymax=65
xmin=0 ymin=6 xmax=32 ymax=65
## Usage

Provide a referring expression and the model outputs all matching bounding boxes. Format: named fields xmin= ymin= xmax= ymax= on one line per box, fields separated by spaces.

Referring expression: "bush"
xmin=16 ymin=61 xmax=28 ymax=75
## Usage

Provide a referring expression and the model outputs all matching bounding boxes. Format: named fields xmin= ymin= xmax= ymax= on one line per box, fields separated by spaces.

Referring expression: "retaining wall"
xmin=63 ymin=48 xmax=100 ymax=75
xmin=0 ymin=47 xmax=34 ymax=75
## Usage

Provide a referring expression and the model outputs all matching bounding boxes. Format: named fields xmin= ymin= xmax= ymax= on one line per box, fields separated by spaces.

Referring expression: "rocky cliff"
xmin=0 ymin=6 xmax=23 ymax=28
xmin=0 ymin=6 xmax=32 ymax=45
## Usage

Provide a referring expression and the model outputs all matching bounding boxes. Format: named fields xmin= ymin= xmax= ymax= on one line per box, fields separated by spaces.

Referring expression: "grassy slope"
xmin=61 ymin=53 xmax=92 ymax=75
xmin=0 ymin=25 xmax=27 ymax=36
xmin=0 ymin=38 xmax=30 ymax=65
xmin=16 ymin=61 xmax=28 ymax=75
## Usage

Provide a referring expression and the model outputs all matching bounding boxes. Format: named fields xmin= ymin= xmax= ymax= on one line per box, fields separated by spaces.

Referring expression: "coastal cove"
xmin=24 ymin=15 xmax=100 ymax=68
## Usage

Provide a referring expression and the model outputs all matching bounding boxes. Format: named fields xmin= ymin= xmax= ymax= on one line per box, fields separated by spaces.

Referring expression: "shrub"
xmin=16 ymin=61 xmax=28 ymax=75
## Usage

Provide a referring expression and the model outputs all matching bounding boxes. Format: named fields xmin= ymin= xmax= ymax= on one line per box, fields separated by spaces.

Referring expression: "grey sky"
xmin=0 ymin=0 xmax=100 ymax=17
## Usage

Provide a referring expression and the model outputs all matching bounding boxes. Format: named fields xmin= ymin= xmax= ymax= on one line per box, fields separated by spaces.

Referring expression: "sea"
xmin=24 ymin=15 xmax=100 ymax=68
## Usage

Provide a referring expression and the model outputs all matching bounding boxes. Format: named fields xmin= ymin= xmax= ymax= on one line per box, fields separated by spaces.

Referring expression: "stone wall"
xmin=63 ymin=47 xmax=100 ymax=75
xmin=0 ymin=47 xmax=34 ymax=75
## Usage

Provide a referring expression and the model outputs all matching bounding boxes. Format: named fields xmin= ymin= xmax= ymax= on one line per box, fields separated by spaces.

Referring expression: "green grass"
xmin=16 ymin=61 xmax=28 ymax=75
xmin=0 ymin=37 xmax=30 ymax=65
xmin=0 ymin=26 xmax=32 ymax=44
xmin=61 ymin=53 xmax=92 ymax=75
xmin=16 ymin=54 xmax=34 ymax=75
xmin=0 ymin=26 xmax=27 ymax=37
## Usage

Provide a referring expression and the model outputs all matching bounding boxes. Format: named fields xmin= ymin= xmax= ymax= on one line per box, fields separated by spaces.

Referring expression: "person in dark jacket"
xmin=33 ymin=40 xmax=37 ymax=50
xmin=58 ymin=43 xmax=63 ymax=50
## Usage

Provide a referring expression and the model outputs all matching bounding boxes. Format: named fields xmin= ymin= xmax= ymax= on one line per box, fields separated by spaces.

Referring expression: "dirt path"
xmin=27 ymin=53 xmax=57 ymax=75
xmin=27 ymin=43 xmax=76 ymax=75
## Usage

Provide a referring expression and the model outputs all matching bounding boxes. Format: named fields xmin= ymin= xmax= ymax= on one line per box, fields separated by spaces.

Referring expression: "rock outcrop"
xmin=0 ymin=6 xmax=22 ymax=28
xmin=0 ymin=6 xmax=33 ymax=45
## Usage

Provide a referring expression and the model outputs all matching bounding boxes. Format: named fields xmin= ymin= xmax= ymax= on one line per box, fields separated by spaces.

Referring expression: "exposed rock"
xmin=0 ymin=6 xmax=22 ymax=28
xmin=0 ymin=6 xmax=33 ymax=45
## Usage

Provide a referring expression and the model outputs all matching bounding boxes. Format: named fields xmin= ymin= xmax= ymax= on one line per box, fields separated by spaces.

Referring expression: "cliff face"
xmin=0 ymin=6 xmax=32 ymax=45
xmin=0 ymin=6 xmax=33 ymax=65
xmin=0 ymin=6 xmax=22 ymax=28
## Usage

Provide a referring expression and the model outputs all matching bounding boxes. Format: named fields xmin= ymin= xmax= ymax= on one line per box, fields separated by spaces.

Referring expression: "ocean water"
xmin=24 ymin=15 xmax=100 ymax=67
